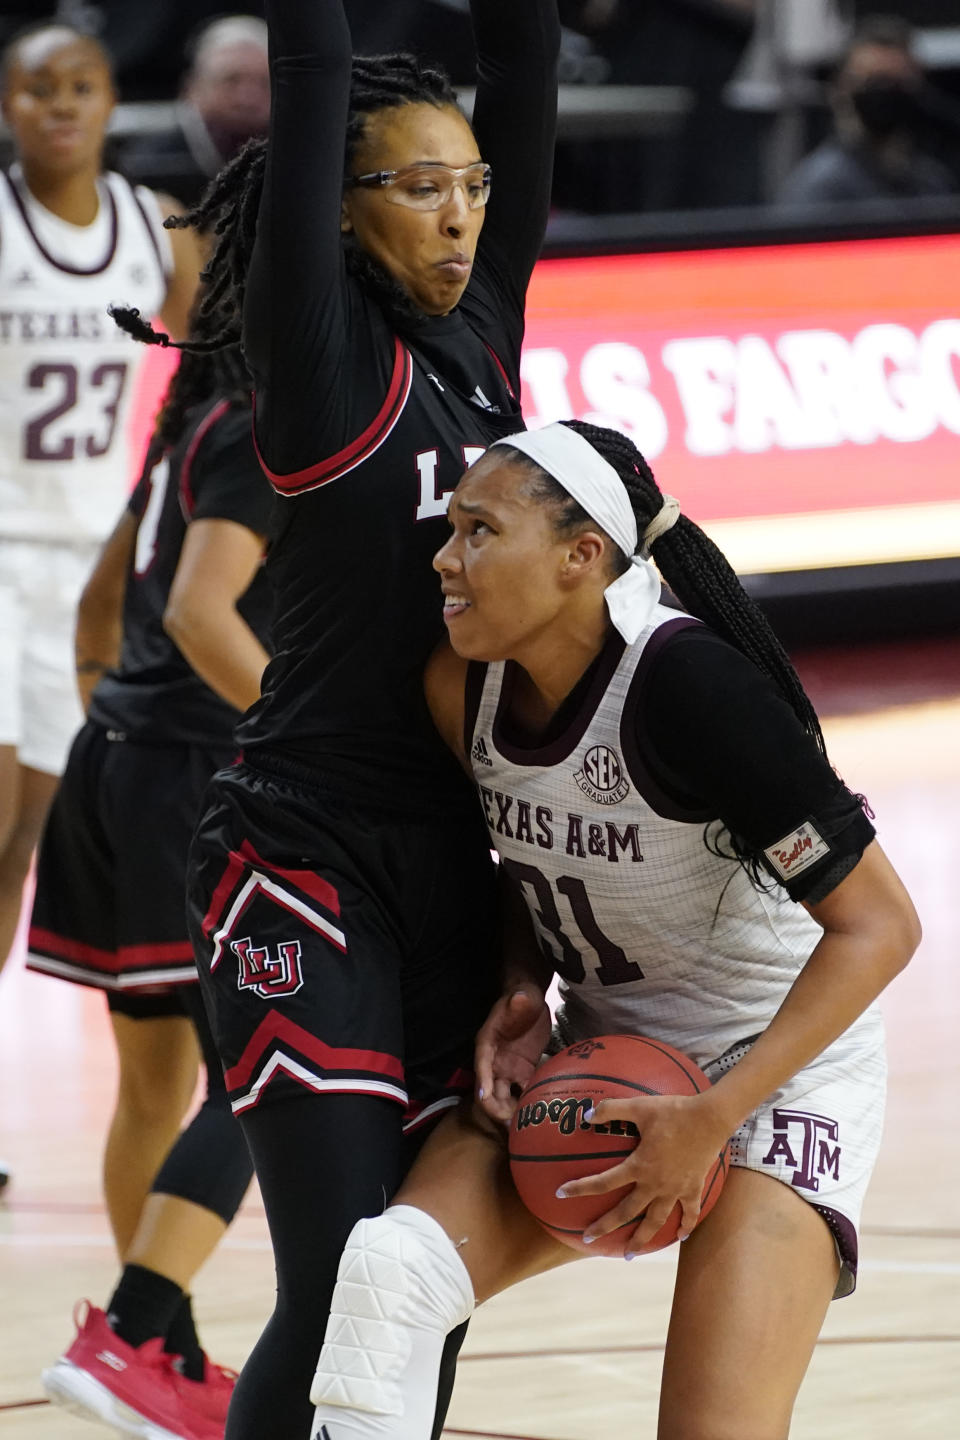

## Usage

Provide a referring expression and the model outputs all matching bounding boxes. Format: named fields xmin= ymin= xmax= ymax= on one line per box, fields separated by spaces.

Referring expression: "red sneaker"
xmin=41 ymin=1301 xmax=221 ymax=1440
xmin=171 ymin=1354 xmax=238 ymax=1432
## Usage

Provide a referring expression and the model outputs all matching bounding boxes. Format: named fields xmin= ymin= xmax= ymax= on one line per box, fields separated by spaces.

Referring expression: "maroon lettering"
xmin=535 ymin=805 xmax=554 ymax=850
xmin=494 ymin=790 xmax=514 ymax=838
xmin=763 ymin=1109 xmax=841 ymax=1192
xmin=565 ymin=814 xmax=585 ymax=858
xmin=22 ymin=359 xmax=129 ymax=462
xmin=556 ymin=874 xmax=644 ymax=987
xmin=515 ymin=799 xmax=533 ymax=845
xmin=606 ymin=822 xmax=643 ymax=863
xmin=24 ymin=362 xmax=77 ymax=460
xmin=85 ymin=362 xmax=128 ymax=457
xmin=818 ymin=1139 xmax=842 ymax=1182
xmin=501 ymin=858 xmax=586 ymax=984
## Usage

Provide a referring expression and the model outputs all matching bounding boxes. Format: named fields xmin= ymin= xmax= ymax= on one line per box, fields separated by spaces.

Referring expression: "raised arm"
xmin=469 ymin=0 xmax=560 ymax=302
xmin=243 ymin=0 xmax=356 ymax=475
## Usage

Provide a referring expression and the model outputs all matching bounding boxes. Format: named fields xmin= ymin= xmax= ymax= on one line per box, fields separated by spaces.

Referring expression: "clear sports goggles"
xmin=347 ymin=161 xmax=492 ymax=211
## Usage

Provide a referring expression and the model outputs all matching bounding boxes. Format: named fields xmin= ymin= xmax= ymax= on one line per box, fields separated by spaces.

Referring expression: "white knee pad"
xmin=310 ymin=1204 xmax=475 ymax=1439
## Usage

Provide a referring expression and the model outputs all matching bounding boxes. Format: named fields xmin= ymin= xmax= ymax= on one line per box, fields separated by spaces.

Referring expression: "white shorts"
xmin=0 ymin=538 xmax=99 ymax=776
xmin=557 ymin=1003 xmax=886 ymax=1297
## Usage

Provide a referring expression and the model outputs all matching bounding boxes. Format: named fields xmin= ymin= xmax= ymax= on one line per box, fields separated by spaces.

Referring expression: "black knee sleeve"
xmin=150 ymin=982 xmax=253 ymax=1223
xmin=150 ymin=1101 xmax=253 ymax=1223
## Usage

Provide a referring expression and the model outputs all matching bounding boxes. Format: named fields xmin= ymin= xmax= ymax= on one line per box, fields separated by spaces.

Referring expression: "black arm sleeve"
xmin=465 ymin=0 xmax=560 ymax=373
xmin=190 ymin=413 xmax=276 ymax=539
xmin=243 ymin=1 xmax=373 ymax=477
xmin=639 ymin=628 xmax=876 ymax=904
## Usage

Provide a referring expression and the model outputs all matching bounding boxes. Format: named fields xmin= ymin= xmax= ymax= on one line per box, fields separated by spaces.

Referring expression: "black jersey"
xmin=89 ymin=399 xmax=274 ymax=747
xmin=236 ymin=0 xmax=560 ymax=814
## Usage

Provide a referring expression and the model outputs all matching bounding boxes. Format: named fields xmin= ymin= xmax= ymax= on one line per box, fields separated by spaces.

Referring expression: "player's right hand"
xmin=475 ymin=987 xmax=552 ymax=1126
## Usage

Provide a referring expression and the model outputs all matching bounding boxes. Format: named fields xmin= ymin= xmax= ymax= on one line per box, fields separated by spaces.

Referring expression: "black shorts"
xmin=187 ymin=755 xmax=500 ymax=1135
xmin=28 ymin=722 xmax=235 ymax=993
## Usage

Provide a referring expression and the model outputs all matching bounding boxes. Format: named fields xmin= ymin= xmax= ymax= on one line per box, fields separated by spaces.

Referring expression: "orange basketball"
xmin=508 ymin=1034 xmax=729 ymax=1257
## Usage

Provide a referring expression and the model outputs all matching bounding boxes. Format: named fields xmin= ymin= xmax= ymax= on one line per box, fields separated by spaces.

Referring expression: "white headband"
xmin=490 ymin=424 xmax=679 ymax=644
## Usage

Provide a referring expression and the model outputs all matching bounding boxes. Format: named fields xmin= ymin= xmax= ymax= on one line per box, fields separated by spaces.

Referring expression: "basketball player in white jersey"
xmin=308 ymin=421 xmax=920 ymax=1440
xmin=0 ymin=23 xmax=200 ymax=982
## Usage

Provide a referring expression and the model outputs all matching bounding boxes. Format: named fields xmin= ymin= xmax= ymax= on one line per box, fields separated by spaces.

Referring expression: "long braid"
xmin=501 ymin=420 xmax=826 ymax=758
xmin=500 ymin=419 xmax=834 ymax=886
xmin=560 ymin=420 xmax=827 ymax=757
xmin=110 ymin=280 xmax=251 ymax=469
xmin=110 ymin=52 xmax=461 ymax=357
xmin=147 ymin=342 xmax=250 ymax=465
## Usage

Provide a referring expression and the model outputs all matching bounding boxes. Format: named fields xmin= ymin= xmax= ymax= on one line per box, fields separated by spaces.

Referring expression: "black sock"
xmin=164 ymin=1293 xmax=206 ymax=1382
xmin=106 ymin=1264 xmax=184 ymax=1352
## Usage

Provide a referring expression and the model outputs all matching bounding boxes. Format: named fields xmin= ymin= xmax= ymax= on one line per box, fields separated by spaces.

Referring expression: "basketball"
xmin=508 ymin=1034 xmax=730 ymax=1257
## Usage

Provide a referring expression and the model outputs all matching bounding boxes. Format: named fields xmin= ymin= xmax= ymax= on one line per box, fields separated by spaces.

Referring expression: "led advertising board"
xmin=521 ymin=235 xmax=960 ymax=575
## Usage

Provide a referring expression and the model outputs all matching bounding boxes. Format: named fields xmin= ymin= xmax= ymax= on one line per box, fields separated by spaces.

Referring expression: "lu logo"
xmin=232 ymin=936 xmax=304 ymax=998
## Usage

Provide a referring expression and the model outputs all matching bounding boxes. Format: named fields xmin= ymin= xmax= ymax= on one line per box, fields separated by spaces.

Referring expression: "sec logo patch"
xmin=574 ymin=745 xmax=629 ymax=805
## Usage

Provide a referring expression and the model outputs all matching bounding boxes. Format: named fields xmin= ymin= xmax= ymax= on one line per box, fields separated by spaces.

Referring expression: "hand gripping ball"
xmin=508 ymin=1034 xmax=730 ymax=1257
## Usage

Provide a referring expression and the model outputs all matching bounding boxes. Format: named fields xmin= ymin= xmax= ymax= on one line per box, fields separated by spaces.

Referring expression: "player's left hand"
xmin=475 ymin=986 xmax=552 ymax=1126
xmin=555 ymin=1091 xmax=729 ymax=1253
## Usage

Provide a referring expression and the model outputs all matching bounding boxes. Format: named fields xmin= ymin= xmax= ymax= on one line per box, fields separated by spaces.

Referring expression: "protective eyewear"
xmin=347 ymin=162 xmax=492 ymax=211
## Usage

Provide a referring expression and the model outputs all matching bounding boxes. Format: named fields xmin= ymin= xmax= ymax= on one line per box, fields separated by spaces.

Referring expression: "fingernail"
xmin=555 ymin=1186 xmax=568 ymax=1199
xmin=583 ymin=1106 xmax=594 ymax=1122
xmin=624 ymin=1252 xmax=636 ymax=1262
xmin=582 ymin=1233 xmax=595 ymax=1244
xmin=477 ymin=1087 xmax=485 ymax=1100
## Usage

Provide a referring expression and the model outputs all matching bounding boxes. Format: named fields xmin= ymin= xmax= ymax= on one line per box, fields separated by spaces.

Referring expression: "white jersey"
xmin=469 ymin=605 xmax=879 ymax=1070
xmin=0 ymin=167 xmax=171 ymax=543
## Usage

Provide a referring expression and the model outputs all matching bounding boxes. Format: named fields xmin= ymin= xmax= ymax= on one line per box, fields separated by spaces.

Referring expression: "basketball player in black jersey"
xmin=29 ymin=324 xmax=273 ymax=1440
xmin=115 ymin=3 xmax=560 ymax=1437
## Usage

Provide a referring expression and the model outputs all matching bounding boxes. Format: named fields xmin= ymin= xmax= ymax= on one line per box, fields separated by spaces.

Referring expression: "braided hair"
xmin=110 ymin=293 xmax=251 ymax=469
xmin=114 ymin=52 xmax=461 ymax=357
xmin=506 ymin=418 xmax=826 ymax=757
xmin=498 ymin=420 xmax=833 ymax=884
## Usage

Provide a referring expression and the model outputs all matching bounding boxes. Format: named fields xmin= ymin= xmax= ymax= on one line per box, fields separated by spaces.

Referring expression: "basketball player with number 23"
xmin=310 ymin=422 xmax=921 ymax=1440
xmin=0 ymin=22 xmax=199 ymax=984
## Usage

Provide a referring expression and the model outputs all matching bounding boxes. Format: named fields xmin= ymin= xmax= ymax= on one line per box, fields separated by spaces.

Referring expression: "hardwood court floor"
xmin=1 ymin=637 xmax=958 ymax=1439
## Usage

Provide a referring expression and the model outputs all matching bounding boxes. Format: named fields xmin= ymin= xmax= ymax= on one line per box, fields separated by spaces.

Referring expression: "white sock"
xmin=310 ymin=1204 xmax=475 ymax=1439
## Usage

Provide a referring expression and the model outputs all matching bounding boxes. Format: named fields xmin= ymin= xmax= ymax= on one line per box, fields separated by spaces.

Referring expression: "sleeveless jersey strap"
xmin=128 ymin=177 xmax=174 ymax=281
xmin=463 ymin=660 xmax=488 ymax=758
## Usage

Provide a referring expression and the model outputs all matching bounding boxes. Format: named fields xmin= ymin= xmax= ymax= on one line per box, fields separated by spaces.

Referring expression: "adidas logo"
xmin=470 ymin=384 xmax=500 ymax=413
xmin=471 ymin=736 xmax=493 ymax=767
